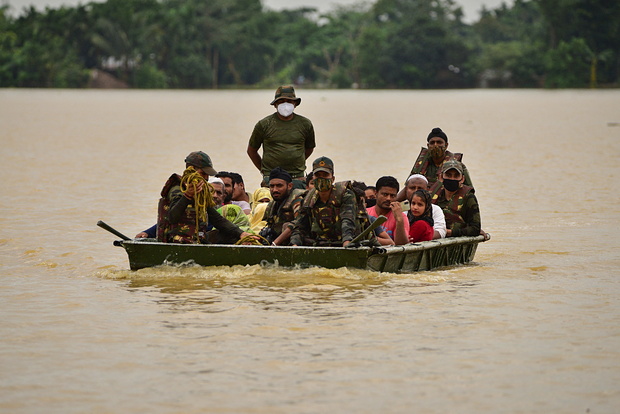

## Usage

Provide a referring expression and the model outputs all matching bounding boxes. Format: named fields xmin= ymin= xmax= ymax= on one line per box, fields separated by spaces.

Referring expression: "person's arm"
xmin=247 ymin=145 xmax=262 ymax=171
xmin=136 ymin=224 xmax=157 ymax=238
xmin=339 ymin=190 xmax=358 ymax=246
xmin=449 ymin=194 xmax=481 ymax=237
xmin=376 ymin=229 xmax=395 ymax=245
xmin=208 ymin=207 xmax=243 ymax=240
xmin=289 ymin=210 xmax=309 ymax=246
xmin=462 ymin=163 xmax=473 ymax=188
xmin=390 ymin=202 xmax=410 ymax=245
xmin=273 ymin=225 xmax=292 ymax=246
xmin=167 ymin=184 xmax=194 ymax=223
xmin=304 ymin=120 xmax=316 ymax=160
xmin=396 ymin=187 xmax=407 ymax=202
xmin=431 ymin=204 xmax=446 ymax=239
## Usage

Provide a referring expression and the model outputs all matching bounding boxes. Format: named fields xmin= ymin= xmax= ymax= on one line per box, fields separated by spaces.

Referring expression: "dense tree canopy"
xmin=0 ymin=0 xmax=617 ymax=88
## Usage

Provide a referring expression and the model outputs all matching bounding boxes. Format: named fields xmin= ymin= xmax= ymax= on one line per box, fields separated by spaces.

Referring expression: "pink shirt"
xmin=367 ymin=206 xmax=410 ymax=242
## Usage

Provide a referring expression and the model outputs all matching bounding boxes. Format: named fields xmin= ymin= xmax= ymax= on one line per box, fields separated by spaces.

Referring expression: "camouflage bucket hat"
xmin=270 ymin=85 xmax=302 ymax=106
xmin=312 ymin=156 xmax=334 ymax=175
xmin=441 ymin=159 xmax=464 ymax=175
xmin=184 ymin=151 xmax=217 ymax=176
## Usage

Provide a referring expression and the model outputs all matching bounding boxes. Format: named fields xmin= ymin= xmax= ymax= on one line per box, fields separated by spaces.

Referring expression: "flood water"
xmin=1 ymin=88 xmax=619 ymax=413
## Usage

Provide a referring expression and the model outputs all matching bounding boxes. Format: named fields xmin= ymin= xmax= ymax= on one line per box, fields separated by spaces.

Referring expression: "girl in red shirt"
xmin=407 ymin=189 xmax=434 ymax=242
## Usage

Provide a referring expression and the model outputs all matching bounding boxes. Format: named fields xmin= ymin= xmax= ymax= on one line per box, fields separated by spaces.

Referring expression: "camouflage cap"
xmin=270 ymin=85 xmax=302 ymax=106
xmin=441 ymin=159 xmax=464 ymax=175
xmin=184 ymin=151 xmax=217 ymax=176
xmin=312 ymin=156 xmax=334 ymax=175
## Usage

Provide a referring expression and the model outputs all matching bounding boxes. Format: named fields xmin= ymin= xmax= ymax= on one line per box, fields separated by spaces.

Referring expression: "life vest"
xmin=431 ymin=184 xmax=474 ymax=228
xmin=264 ymin=188 xmax=306 ymax=235
xmin=299 ymin=181 xmax=371 ymax=245
xmin=156 ymin=173 xmax=210 ymax=243
xmin=408 ymin=147 xmax=463 ymax=185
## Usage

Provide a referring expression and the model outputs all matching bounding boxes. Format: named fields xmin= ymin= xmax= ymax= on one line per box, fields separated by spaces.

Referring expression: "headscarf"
xmin=217 ymin=204 xmax=252 ymax=233
xmin=249 ymin=202 xmax=269 ymax=234
xmin=251 ymin=187 xmax=272 ymax=209
xmin=249 ymin=187 xmax=272 ymax=233
xmin=408 ymin=189 xmax=434 ymax=227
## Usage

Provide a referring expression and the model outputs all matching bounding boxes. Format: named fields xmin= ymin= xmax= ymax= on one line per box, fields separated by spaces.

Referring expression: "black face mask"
xmin=365 ymin=198 xmax=377 ymax=208
xmin=443 ymin=178 xmax=460 ymax=192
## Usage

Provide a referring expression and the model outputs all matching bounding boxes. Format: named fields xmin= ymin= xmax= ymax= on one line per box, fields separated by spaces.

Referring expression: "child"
xmin=407 ymin=189 xmax=434 ymax=242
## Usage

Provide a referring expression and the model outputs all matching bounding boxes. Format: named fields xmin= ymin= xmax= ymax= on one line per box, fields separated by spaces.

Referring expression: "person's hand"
xmin=184 ymin=180 xmax=204 ymax=199
xmin=390 ymin=201 xmax=403 ymax=219
xmin=446 ymin=229 xmax=452 ymax=237
xmin=239 ymin=232 xmax=260 ymax=244
xmin=135 ymin=231 xmax=148 ymax=238
xmin=343 ymin=240 xmax=351 ymax=247
xmin=480 ymin=229 xmax=490 ymax=240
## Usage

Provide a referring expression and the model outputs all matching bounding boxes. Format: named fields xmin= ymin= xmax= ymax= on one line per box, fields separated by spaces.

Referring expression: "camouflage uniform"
xmin=408 ymin=147 xmax=473 ymax=188
xmin=290 ymin=181 xmax=361 ymax=246
xmin=157 ymin=174 xmax=243 ymax=244
xmin=261 ymin=188 xmax=306 ymax=244
xmin=430 ymin=184 xmax=481 ymax=237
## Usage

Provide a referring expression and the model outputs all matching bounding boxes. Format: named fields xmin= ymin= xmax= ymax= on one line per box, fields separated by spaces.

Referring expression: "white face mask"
xmin=277 ymin=102 xmax=295 ymax=117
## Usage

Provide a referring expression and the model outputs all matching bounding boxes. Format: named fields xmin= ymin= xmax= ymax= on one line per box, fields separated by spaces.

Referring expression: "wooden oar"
xmin=348 ymin=215 xmax=387 ymax=247
xmin=97 ymin=220 xmax=131 ymax=241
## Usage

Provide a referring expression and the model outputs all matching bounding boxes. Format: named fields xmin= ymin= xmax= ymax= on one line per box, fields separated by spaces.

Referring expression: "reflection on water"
xmin=95 ymin=262 xmax=482 ymax=324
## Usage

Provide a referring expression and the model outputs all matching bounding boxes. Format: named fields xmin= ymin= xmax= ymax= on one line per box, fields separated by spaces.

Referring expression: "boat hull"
xmin=117 ymin=235 xmax=487 ymax=272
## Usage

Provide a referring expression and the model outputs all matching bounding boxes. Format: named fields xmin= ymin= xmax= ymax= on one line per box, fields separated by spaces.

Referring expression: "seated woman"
xmin=407 ymin=189 xmax=434 ymax=243
xmin=249 ymin=187 xmax=272 ymax=233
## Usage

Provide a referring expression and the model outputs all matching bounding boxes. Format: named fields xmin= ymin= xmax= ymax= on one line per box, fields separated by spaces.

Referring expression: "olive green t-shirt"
xmin=248 ymin=113 xmax=316 ymax=178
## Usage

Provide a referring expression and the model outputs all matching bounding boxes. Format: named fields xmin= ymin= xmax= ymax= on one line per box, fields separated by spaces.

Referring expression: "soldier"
xmin=407 ymin=127 xmax=473 ymax=189
xmin=259 ymin=167 xmax=306 ymax=246
xmin=156 ymin=151 xmax=255 ymax=244
xmin=290 ymin=156 xmax=368 ymax=247
xmin=431 ymin=160 xmax=481 ymax=238
xmin=247 ymin=85 xmax=316 ymax=190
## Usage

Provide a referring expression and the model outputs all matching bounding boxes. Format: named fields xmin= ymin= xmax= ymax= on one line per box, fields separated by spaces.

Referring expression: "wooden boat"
xmin=111 ymin=235 xmax=488 ymax=273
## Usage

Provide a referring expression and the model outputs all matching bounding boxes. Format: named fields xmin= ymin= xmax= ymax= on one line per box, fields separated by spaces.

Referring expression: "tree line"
xmin=0 ymin=0 xmax=618 ymax=89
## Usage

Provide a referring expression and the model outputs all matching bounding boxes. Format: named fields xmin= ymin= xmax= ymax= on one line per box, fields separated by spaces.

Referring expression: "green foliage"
xmin=357 ymin=0 xmax=472 ymax=88
xmin=134 ymin=62 xmax=168 ymax=88
xmin=544 ymin=37 xmax=592 ymax=88
xmin=0 ymin=0 xmax=617 ymax=88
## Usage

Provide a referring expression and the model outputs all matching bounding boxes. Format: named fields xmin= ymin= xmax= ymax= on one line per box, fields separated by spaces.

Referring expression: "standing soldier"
xmin=247 ymin=85 xmax=316 ymax=190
